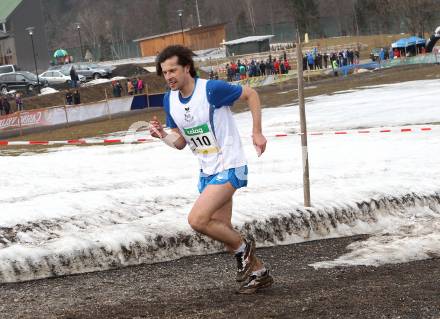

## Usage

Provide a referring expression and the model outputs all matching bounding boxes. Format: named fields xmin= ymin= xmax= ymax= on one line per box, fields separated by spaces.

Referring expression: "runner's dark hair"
xmin=156 ymin=45 xmax=197 ymax=78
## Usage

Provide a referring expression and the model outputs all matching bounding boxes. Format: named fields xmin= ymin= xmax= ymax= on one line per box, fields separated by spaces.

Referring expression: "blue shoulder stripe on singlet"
xmin=209 ymin=104 xmax=216 ymax=139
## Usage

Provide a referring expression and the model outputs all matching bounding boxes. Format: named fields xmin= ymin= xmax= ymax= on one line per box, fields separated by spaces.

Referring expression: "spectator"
xmin=342 ymin=50 xmax=348 ymax=66
xmin=389 ymin=47 xmax=394 ymax=60
xmin=283 ymin=59 xmax=290 ymax=73
xmin=15 ymin=93 xmax=23 ymax=111
xmin=263 ymin=59 xmax=269 ymax=75
xmin=112 ymin=81 xmax=122 ymax=97
xmin=137 ymin=77 xmax=144 ymax=93
xmin=323 ymin=53 xmax=329 ymax=68
xmin=317 ymin=53 xmax=323 ymax=69
xmin=348 ymin=50 xmax=354 ymax=65
xmin=354 ymin=50 xmax=360 ymax=64
xmin=279 ymin=60 xmax=286 ymax=74
xmin=70 ymin=66 xmax=79 ymax=88
xmin=379 ymin=48 xmax=385 ymax=63
xmin=1 ymin=96 xmax=11 ymax=115
xmin=127 ymin=79 xmax=135 ymax=95
xmin=249 ymin=60 xmax=257 ymax=77
xmin=132 ymin=78 xmax=138 ymax=94
xmin=230 ymin=61 xmax=238 ymax=80
xmin=303 ymin=54 xmax=308 ymax=71
xmin=307 ymin=52 xmax=314 ymax=71
xmin=259 ymin=60 xmax=266 ymax=76
xmin=73 ymin=90 xmax=81 ymax=105
xmin=332 ymin=59 xmax=339 ymax=76
xmin=273 ymin=58 xmax=280 ymax=74
xmin=0 ymin=96 xmax=3 ymax=115
xmin=239 ymin=63 xmax=246 ymax=80
xmin=65 ymin=90 xmax=73 ymax=105
xmin=226 ymin=64 xmax=234 ymax=82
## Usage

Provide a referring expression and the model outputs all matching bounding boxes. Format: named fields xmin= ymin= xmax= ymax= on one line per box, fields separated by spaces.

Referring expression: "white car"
xmin=39 ymin=70 xmax=86 ymax=85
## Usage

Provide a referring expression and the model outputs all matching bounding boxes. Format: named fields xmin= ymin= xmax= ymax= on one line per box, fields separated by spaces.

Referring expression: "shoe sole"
xmin=236 ymin=276 xmax=274 ymax=295
xmin=236 ymin=240 xmax=257 ymax=282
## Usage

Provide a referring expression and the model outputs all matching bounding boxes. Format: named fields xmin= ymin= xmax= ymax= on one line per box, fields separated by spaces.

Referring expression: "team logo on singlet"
xmin=184 ymin=107 xmax=194 ymax=122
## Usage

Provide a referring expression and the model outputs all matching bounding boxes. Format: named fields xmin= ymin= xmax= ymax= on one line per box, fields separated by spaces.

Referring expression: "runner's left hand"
xmin=252 ymin=132 xmax=267 ymax=157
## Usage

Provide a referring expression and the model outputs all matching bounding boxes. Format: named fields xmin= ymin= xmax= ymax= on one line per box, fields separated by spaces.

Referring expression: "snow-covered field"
xmin=0 ymin=79 xmax=439 ymax=282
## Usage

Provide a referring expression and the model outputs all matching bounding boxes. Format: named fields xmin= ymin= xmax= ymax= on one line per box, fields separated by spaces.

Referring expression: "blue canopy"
xmin=406 ymin=36 xmax=426 ymax=45
xmin=392 ymin=36 xmax=426 ymax=48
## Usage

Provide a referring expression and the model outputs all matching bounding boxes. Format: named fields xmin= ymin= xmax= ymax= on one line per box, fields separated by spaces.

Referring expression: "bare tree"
xmin=394 ymin=0 xmax=437 ymax=36
xmin=243 ymin=0 xmax=257 ymax=34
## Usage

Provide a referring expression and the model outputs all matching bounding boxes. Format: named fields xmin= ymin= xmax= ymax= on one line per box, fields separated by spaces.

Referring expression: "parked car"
xmin=0 ymin=64 xmax=20 ymax=75
xmin=0 ymin=71 xmax=48 ymax=94
xmin=370 ymin=48 xmax=389 ymax=61
xmin=61 ymin=63 xmax=112 ymax=80
xmin=39 ymin=70 xmax=86 ymax=85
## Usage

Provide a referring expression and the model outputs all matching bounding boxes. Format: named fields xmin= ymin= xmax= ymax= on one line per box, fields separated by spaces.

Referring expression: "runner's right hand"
xmin=149 ymin=116 xmax=165 ymax=138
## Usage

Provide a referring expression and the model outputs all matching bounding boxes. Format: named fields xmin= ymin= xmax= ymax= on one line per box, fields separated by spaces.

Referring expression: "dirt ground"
xmin=0 ymin=235 xmax=439 ymax=319
xmin=5 ymin=63 xmax=440 ymax=143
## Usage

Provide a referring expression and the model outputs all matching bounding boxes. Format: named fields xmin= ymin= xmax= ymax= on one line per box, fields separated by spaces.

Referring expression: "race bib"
xmin=183 ymin=123 xmax=219 ymax=155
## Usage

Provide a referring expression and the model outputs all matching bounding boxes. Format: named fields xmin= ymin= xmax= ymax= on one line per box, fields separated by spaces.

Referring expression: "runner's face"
xmin=161 ymin=56 xmax=190 ymax=91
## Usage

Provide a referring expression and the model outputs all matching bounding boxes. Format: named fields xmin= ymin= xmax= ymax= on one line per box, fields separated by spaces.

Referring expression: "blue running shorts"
xmin=198 ymin=165 xmax=248 ymax=193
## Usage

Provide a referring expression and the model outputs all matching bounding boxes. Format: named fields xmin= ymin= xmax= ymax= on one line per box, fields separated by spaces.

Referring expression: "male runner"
xmin=149 ymin=45 xmax=273 ymax=294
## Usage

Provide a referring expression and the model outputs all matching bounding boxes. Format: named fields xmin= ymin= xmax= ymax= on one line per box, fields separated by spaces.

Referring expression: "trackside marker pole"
xmin=296 ymin=29 xmax=311 ymax=208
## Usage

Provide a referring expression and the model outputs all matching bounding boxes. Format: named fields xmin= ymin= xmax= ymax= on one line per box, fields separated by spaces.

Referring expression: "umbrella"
xmin=53 ymin=49 xmax=68 ymax=58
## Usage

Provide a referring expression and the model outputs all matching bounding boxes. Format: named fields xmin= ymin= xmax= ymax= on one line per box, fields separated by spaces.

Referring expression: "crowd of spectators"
xmin=303 ymin=48 xmax=360 ymax=71
xmin=221 ymin=47 xmax=362 ymax=82
xmin=225 ymin=52 xmax=291 ymax=82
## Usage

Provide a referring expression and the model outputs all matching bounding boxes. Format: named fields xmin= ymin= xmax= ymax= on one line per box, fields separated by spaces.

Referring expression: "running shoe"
xmin=237 ymin=270 xmax=274 ymax=294
xmin=235 ymin=239 xmax=256 ymax=282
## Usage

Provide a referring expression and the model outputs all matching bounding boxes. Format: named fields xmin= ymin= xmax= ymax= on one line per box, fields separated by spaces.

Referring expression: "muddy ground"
xmin=0 ymin=235 xmax=439 ymax=318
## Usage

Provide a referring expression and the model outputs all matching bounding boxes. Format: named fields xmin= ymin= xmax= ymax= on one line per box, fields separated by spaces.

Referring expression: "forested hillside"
xmin=41 ymin=0 xmax=439 ymax=50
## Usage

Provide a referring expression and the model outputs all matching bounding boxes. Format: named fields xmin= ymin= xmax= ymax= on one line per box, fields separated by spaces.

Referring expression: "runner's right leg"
xmin=210 ymin=195 xmax=265 ymax=280
xmin=188 ymin=183 xmax=257 ymax=280
xmin=188 ymin=182 xmax=241 ymax=249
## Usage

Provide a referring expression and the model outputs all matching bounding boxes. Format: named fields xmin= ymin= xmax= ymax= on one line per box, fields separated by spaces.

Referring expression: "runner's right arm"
xmin=149 ymin=116 xmax=187 ymax=150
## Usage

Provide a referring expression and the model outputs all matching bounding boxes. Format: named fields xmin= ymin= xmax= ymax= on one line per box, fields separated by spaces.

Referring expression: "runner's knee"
xmin=187 ymin=212 xmax=209 ymax=232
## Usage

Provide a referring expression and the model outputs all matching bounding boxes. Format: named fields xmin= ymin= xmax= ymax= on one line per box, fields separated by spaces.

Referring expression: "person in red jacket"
xmin=283 ymin=59 xmax=290 ymax=73
xmin=273 ymin=59 xmax=280 ymax=74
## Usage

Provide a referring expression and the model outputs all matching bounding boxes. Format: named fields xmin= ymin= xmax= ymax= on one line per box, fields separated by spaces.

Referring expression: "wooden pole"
xmin=296 ymin=28 xmax=311 ymax=207
xmin=104 ymin=88 xmax=112 ymax=120
xmin=17 ymin=110 xmax=23 ymax=137
xmin=63 ymin=105 xmax=70 ymax=128
xmin=146 ymin=83 xmax=150 ymax=109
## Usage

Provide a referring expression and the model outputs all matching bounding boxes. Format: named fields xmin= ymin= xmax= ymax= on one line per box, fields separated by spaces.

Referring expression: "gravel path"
xmin=1 ymin=235 xmax=439 ymax=319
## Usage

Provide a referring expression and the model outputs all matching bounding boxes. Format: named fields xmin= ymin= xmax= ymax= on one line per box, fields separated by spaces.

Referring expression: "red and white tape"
xmin=0 ymin=138 xmax=156 ymax=146
xmin=0 ymin=126 xmax=435 ymax=146
xmin=274 ymin=126 xmax=434 ymax=137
